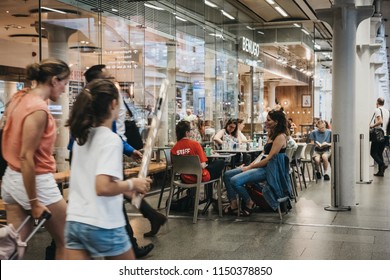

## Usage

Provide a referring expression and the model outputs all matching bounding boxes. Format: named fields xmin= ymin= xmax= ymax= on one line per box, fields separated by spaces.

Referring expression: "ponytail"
xmin=66 ymin=79 xmax=119 ymax=145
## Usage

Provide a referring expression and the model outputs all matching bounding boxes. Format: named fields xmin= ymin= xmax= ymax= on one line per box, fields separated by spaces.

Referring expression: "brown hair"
xmin=26 ymin=58 xmax=70 ymax=84
xmin=67 ymin=79 xmax=119 ymax=145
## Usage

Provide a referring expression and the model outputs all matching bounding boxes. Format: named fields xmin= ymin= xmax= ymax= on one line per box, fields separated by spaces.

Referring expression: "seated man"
xmin=309 ymin=120 xmax=332 ymax=180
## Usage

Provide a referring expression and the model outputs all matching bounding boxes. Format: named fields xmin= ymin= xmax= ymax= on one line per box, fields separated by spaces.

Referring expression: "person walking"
xmin=1 ymin=58 xmax=70 ymax=259
xmin=83 ymin=65 xmax=166 ymax=256
xmin=65 ymin=79 xmax=152 ymax=260
xmin=370 ymin=97 xmax=389 ymax=177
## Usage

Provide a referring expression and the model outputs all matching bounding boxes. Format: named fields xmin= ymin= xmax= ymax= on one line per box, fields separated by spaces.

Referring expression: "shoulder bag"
xmin=369 ymin=109 xmax=385 ymax=143
xmin=123 ymin=99 xmax=144 ymax=150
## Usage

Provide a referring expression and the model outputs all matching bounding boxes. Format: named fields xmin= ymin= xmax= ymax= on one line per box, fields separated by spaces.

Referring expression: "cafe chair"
xmin=166 ymin=155 xmax=223 ymax=223
xmin=285 ymin=148 xmax=298 ymax=201
xmin=290 ymin=145 xmax=307 ymax=191
xmin=300 ymin=143 xmax=316 ymax=182
xmin=157 ymin=148 xmax=172 ymax=209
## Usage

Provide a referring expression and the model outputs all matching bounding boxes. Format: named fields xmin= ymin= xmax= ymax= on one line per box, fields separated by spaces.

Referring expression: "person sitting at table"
xmin=212 ymin=118 xmax=238 ymax=150
xmin=189 ymin=118 xmax=203 ymax=143
xmin=309 ymin=120 xmax=332 ymax=181
xmin=171 ymin=121 xmax=225 ymax=199
xmin=237 ymin=118 xmax=249 ymax=143
xmin=223 ymin=109 xmax=290 ymax=216
xmin=287 ymin=118 xmax=297 ymax=135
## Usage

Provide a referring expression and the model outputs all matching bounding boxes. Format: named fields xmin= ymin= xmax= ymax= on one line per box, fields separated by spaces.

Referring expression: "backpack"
xmin=124 ymin=119 xmax=144 ymax=150
xmin=123 ymin=100 xmax=144 ymax=150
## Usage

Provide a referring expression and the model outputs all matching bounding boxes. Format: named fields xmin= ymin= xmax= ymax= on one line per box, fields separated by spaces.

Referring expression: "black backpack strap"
xmin=122 ymin=98 xmax=133 ymax=118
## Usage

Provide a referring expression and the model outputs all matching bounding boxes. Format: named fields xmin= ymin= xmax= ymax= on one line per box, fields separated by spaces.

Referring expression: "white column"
xmin=317 ymin=0 xmax=373 ymax=208
xmin=267 ymin=82 xmax=278 ymax=109
xmin=355 ymin=9 xmax=378 ymax=184
xmin=158 ymin=41 xmax=175 ymax=146
xmin=44 ymin=23 xmax=77 ymax=171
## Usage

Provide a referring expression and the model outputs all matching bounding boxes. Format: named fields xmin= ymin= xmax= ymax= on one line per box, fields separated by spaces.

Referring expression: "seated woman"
xmin=223 ymin=110 xmax=289 ymax=216
xmin=287 ymin=118 xmax=298 ymax=135
xmin=237 ymin=118 xmax=248 ymax=143
xmin=212 ymin=118 xmax=238 ymax=150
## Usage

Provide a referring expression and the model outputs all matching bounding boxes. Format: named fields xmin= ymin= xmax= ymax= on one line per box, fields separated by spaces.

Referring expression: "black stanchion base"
xmin=324 ymin=205 xmax=351 ymax=212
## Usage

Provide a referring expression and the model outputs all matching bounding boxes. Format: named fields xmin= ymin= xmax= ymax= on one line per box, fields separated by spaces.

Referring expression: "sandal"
xmin=241 ymin=203 xmax=257 ymax=217
xmin=223 ymin=205 xmax=239 ymax=216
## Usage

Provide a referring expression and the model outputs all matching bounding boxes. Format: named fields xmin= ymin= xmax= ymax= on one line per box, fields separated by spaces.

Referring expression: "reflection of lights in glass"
xmin=41 ymin=6 xmax=66 ymax=14
xmin=144 ymin=3 xmax=164 ymax=10
xmin=221 ymin=10 xmax=235 ymax=20
xmin=293 ymin=23 xmax=300 ymax=28
xmin=204 ymin=0 xmax=218 ymax=8
xmin=265 ymin=0 xmax=275 ymax=4
xmin=301 ymin=29 xmax=310 ymax=35
xmin=175 ymin=16 xmax=187 ymax=22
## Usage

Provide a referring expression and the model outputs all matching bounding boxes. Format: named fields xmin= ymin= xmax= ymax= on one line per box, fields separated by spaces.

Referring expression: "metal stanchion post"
xmin=356 ymin=133 xmax=372 ymax=184
xmin=324 ymin=134 xmax=351 ymax=212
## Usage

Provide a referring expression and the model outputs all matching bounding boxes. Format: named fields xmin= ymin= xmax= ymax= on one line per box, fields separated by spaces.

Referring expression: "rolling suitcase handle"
xmin=16 ymin=211 xmax=52 ymax=244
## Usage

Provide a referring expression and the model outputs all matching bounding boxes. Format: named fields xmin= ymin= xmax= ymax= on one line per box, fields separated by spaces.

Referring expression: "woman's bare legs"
xmin=5 ymin=203 xmax=33 ymax=241
xmin=44 ymin=198 xmax=67 ymax=260
xmin=106 ymin=248 xmax=136 ymax=260
xmin=66 ymin=249 xmax=91 ymax=260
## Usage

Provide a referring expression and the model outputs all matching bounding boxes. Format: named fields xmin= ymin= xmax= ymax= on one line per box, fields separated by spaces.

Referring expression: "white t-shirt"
xmin=67 ymin=126 xmax=125 ymax=229
xmin=374 ymin=107 xmax=389 ymax=133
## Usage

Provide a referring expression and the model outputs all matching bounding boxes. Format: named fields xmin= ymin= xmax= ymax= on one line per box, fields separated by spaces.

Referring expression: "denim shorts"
xmin=65 ymin=221 xmax=131 ymax=258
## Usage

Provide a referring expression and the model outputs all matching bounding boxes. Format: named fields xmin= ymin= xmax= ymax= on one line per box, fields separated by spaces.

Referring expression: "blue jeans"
xmin=223 ymin=167 xmax=267 ymax=203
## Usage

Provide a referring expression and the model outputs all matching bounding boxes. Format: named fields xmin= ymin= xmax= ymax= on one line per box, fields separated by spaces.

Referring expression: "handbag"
xmin=369 ymin=127 xmax=385 ymax=143
xmin=123 ymin=100 xmax=144 ymax=150
xmin=369 ymin=109 xmax=386 ymax=143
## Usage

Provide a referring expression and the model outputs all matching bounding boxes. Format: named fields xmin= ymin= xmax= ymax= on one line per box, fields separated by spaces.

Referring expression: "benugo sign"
xmin=241 ymin=37 xmax=260 ymax=57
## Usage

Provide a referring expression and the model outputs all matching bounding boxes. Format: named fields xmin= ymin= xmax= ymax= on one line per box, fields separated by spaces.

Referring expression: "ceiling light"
xmin=41 ymin=6 xmax=66 ymax=14
xmin=293 ymin=23 xmax=300 ymax=28
xmin=221 ymin=10 xmax=235 ymax=20
xmin=301 ymin=28 xmax=310 ymax=35
xmin=175 ymin=16 xmax=187 ymax=22
xmin=144 ymin=3 xmax=164 ymax=11
xmin=111 ymin=8 xmax=118 ymax=12
xmin=257 ymin=31 xmax=264 ymax=35
xmin=265 ymin=0 xmax=275 ymax=4
xmin=274 ymin=6 xmax=288 ymax=17
xmin=246 ymin=26 xmax=255 ymax=30
xmin=204 ymin=0 xmax=218 ymax=8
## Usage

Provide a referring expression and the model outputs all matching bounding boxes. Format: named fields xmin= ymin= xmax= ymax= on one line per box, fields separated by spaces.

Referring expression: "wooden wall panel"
xmin=264 ymin=85 xmax=313 ymax=135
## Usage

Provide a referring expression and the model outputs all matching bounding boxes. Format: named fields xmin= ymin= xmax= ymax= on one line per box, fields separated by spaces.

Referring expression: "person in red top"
xmin=171 ymin=121 xmax=225 ymax=184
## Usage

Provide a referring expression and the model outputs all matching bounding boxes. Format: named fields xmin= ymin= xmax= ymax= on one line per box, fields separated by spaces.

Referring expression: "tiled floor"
xmin=23 ymin=165 xmax=390 ymax=260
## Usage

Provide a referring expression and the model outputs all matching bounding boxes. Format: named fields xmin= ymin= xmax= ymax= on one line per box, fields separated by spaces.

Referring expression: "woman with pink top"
xmin=1 ymin=58 xmax=70 ymax=259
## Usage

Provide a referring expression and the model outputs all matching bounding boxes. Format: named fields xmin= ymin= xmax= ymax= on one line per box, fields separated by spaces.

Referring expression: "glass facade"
xmin=0 ymin=0 xmax=313 ymax=168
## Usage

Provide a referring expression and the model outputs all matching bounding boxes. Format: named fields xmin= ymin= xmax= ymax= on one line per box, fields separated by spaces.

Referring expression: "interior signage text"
xmin=241 ymin=37 xmax=260 ymax=57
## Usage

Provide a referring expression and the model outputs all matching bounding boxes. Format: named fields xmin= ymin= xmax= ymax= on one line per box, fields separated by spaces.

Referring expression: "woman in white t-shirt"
xmin=65 ymin=79 xmax=151 ymax=260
